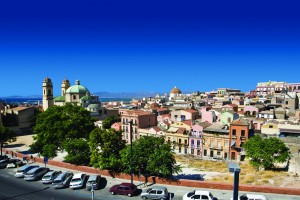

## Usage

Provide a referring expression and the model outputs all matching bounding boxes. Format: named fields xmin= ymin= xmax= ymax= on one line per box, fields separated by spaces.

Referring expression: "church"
xmin=42 ymin=77 xmax=101 ymax=116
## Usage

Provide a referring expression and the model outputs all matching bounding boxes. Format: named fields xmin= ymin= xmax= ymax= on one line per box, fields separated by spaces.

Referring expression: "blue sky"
xmin=0 ymin=0 xmax=299 ymax=96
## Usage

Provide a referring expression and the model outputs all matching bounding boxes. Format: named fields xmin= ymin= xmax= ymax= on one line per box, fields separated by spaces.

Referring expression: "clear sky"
xmin=0 ymin=0 xmax=299 ymax=97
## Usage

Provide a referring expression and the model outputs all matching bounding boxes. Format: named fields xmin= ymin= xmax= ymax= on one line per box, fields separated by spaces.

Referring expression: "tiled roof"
xmin=10 ymin=107 xmax=31 ymax=111
xmin=231 ymin=118 xmax=249 ymax=126
xmin=152 ymin=126 xmax=162 ymax=132
xmin=182 ymin=120 xmax=192 ymax=126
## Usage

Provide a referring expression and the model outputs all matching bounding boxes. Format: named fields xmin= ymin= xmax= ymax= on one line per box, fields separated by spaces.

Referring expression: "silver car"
xmin=52 ymin=171 xmax=73 ymax=189
xmin=86 ymin=174 xmax=101 ymax=190
xmin=140 ymin=186 xmax=169 ymax=200
xmin=41 ymin=170 xmax=61 ymax=184
xmin=24 ymin=167 xmax=49 ymax=181
xmin=15 ymin=165 xmax=39 ymax=178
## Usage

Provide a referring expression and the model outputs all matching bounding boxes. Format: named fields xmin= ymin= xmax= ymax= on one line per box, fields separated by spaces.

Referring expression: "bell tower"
xmin=42 ymin=77 xmax=54 ymax=111
xmin=61 ymin=78 xmax=70 ymax=96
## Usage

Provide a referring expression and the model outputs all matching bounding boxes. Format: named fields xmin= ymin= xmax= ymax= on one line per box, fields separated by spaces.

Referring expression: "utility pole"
xmin=129 ymin=119 xmax=133 ymax=184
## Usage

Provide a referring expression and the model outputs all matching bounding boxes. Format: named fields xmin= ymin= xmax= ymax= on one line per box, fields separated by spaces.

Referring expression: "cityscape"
xmin=1 ymin=0 xmax=300 ymax=199
xmin=1 ymin=78 xmax=300 ymax=199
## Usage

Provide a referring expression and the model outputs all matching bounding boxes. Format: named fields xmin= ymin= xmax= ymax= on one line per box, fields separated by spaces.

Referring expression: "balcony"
xmin=240 ymin=136 xmax=247 ymax=140
xmin=209 ymin=146 xmax=223 ymax=150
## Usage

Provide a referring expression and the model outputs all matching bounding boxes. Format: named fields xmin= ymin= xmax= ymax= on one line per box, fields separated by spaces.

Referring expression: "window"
xmin=217 ymin=151 xmax=221 ymax=156
xmin=232 ymin=129 xmax=236 ymax=136
xmin=191 ymin=149 xmax=194 ymax=154
xmin=210 ymin=140 xmax=214 ymax=148
xmin=224 ymin=141 xmax=229 ymax=147
xmin=184 ymin=139 xmax=188 ymax=145
xmin=197 ymin=140 xmax=200 ymax=147
xmin=73 ymin=95 xmax=76 ymax=100
xmin=241 ymin=130 xmax=245 ymax=136
xmin=217 ymin=141 xmax=221 ymax=148
xmin=179 ymin=139 xmax=182 ymax=144
xmin=191 ymin=139 xmax=194 ymax=146
xmin=179 ymin=147 xmax=181 ymax=153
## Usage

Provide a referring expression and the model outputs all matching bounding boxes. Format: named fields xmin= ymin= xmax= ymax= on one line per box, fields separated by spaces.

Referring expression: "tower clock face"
xmin=43 ymin=83 xmax=47 ymax=86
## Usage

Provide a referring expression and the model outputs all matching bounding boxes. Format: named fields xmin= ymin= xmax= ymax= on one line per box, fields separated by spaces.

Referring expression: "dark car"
xmin=109 ymin=182 xmax=137 ymax=197
xmin=0 ymin=159 xmax=11 ymax=169
xmin=6 ymin=159 xmax=24 ymax=168
xmin=0 ymin=155 xmax=8 ymax=160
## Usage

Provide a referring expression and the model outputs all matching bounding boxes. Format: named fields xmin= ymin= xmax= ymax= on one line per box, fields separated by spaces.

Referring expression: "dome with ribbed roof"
xmin=150 ymin=102 xmax=160 ymax=109
xmin=66 ymin=80 xmax=90 ymax=94
xmin=170 ymin=86 xmax=182 ymax=94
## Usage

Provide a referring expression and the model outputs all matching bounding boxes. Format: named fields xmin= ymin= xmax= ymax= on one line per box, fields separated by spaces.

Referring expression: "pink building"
xmin=189 ymin=121 xmax=211 ymax=156
xmin=111 ymin=122 xmax=122 ymax=131
xmin=201 ymin=106 xmax=217 ymax=124
xmin=121 ymin=110 xmax=157 ymax=143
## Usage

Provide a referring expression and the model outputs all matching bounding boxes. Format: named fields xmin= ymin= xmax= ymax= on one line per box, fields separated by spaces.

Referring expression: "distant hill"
xmin=0 ymin=92 xmax=164 ymax=99
xmin=94 ymin=92 xmax=163 ymax=98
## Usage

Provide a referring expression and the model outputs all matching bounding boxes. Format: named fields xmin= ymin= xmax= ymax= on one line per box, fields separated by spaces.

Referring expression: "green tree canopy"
xmin=102 ymin=116 xmax=121 ymax=129
xmin=30 ymin=104 xmax=96 ymax=159
xmin=0 ymin=126 xmax=16 ymax=156
xmin=89 ymin=128 xmax=126 ymax=171
xmin=120 ymin=136 xmax=181 ymax=177
xmin=243 ymin=135 xmax=291 ymax=170
xmin=63 ymin=138 xmax=90 ymax=165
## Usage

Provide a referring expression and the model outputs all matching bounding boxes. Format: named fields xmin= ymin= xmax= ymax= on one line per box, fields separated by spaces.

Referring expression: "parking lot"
xmin=1 ymin=158 xmax=300 ymax=200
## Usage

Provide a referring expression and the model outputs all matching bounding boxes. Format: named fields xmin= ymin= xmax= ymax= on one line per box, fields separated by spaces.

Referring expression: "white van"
xmin=69 ymin=173 xmax=86 ymax=189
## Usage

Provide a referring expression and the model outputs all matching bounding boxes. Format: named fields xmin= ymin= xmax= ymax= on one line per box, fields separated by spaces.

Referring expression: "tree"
xmin=0 ymin=126 xmax=16 ymax=156
xmin=63 ymin=138 xmax=90 ymax=165
xmin=30 ymin=104 xmax=96 ymax=159
xmin=89 ymin=128 xmax=126 ymax=171
xmin=102 ymin=116 xmax=120 ymax=129
xmin=120 ymin=136 xmax=181 ymax=177
xmin=243 ymin=135 xmax=291 ymax=170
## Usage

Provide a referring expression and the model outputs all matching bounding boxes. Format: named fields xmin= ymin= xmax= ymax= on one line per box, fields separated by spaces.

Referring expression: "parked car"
xmin=69 ymin=173 xmax=86 ymax=189
xmin=24 ymin=167 xmax=49 ymax=181
xmin=15 ymin=165 xmax=39 ymax=178
xmin=86 ymin=174 xmax=101 ymax=190
xmin=0 ymin=155 xmax=8 ymax=160
xmin=140 ymin=186 xmax=169 ymax=200
xmin=52 ymin=171 xmax=74 ymax=189
xmin=41 ymin=170 xmax=61 ymax=184
xmin=183 ymin=190 xmax=217 ymax=200
xmin=6 ymin=159 xmax=24 ymax=168
xmin=109 ymin=182 xmax=137 ymax=197
xmin=231 ymin=194 xmax=267 ymax=200
xmin=0 ymin=159 xmax=10 ymax=169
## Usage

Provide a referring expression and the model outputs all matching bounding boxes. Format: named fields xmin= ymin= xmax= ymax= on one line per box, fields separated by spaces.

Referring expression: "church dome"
xmin=150 ymin=102 xmax=160 ymax=109
xmin=66 ymin=80 xmax=90 ymax=94
xmin=170 ymin=86 xmax=182 ymax=94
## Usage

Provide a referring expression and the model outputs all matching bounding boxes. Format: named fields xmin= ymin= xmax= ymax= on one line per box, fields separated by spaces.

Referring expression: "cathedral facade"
xmin=42 ymin=77 xmax=101 ymax=116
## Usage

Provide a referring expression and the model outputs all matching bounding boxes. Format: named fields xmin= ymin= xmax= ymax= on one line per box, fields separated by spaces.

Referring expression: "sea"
xmin=0 ymin=97 xmax=133 ymax=105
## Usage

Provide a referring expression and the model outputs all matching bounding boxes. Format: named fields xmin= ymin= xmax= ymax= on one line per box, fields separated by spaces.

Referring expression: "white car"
xmin=231 ymin=194 xmax=267 ymax=200
xmin=69 ymin=173 xmax=86 ymax=189
xmin=183 ymin=190 xmax=216 ymax=200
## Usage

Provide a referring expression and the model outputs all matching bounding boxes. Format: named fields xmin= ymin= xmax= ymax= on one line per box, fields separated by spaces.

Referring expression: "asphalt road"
xmin=1 ymin=166 xmax=300 ymax=200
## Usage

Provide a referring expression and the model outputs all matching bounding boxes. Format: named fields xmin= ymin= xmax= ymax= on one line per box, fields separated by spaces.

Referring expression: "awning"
xmin=231 ymin=140 xmax=236 ymax=147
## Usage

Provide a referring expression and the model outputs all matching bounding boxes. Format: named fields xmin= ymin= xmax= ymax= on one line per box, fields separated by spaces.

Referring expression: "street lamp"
xmin=228 ymin=162 xmax=240 ymax=200
xmin=91 ymin=187 xmax=94 ymax=200
xmin=128 ymin=119 xmax=134 ymax=184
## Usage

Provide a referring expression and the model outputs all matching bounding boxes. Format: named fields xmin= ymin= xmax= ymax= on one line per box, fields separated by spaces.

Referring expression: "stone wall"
xmin=3 ymin=148 xmax=300 ymax=196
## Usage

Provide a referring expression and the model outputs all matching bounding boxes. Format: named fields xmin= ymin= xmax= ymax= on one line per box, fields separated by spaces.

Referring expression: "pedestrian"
xmin=11 ymin=151 xmax=14 ymax=158
xmin=30 ymin=155 xmax=33 ymax=163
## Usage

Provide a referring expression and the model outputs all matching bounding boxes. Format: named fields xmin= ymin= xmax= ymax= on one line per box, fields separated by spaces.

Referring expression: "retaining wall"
xmin=2 ymin=148 xmax=300 ymax=196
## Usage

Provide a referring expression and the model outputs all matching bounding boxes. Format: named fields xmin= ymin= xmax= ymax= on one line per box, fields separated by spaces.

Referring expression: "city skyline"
xmin=0 ymin=0 xmax=299 ymax=96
